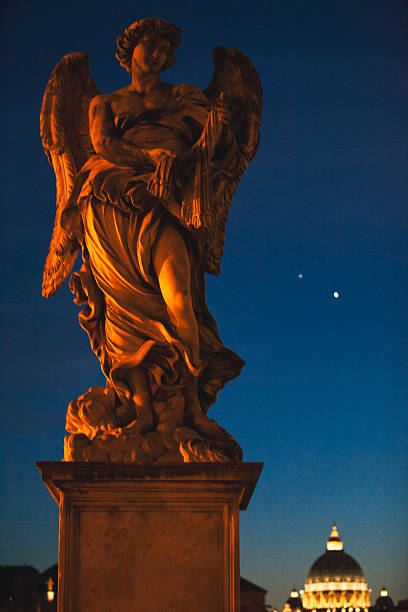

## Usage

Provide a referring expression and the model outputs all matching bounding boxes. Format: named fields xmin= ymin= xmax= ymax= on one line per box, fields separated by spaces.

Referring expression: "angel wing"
xmin=40 ymin=52 xmax=99 ymax=297
xmin=202 ymin=46 xmax=263 ymax=274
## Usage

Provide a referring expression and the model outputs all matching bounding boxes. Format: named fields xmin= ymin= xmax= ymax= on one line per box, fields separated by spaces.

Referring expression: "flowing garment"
xmin=63 ymin=83 xmax=244 ymax=413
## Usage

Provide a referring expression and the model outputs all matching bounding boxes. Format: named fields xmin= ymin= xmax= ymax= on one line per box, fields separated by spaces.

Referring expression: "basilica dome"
xmin=302 ymin=526 xmax=370 ymax=611
xmin=307 ymin=548 xmax=364 ymax=583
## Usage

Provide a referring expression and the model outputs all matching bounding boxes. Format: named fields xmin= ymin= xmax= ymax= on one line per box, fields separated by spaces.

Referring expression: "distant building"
xmin=302 ymin=525 xmax=370 ymax=611
xmin=283 ymin=588 xmax=305 ymax=612
xmin=374 ymin=589 xmax=395 ymax=612
xmin=0 ymin=564 xmax=56 ymax=612
xmin=0 ymin=565 xmax=266 ymax=611
xmin=279 ymin=527 xmax=405 ymax=612
xmin=240 ymin=576 xmax=268 ymax=611
xmin=394 ymin=599 xmax=408 ymax=612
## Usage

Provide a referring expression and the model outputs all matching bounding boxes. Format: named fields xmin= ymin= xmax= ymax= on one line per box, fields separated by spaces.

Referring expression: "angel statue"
xmin=41 ymin=18 xmax=262 ymax=463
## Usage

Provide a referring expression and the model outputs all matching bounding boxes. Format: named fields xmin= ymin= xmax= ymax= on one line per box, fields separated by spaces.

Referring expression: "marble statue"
xmin=41 ymin=18 xmax=262 ymax=463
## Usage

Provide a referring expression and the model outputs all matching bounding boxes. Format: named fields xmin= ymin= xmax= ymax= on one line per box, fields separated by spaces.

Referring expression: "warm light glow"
xmin=305 ymin=582 xmax=369 ymax=592
xmin=380 ymin=590 xmax=388 ymax=597
xmin=303 ymin=526 xmax=371 ymax=611
xmin=303 ymin=579 xmax=370 ymax=610
xmin=327 ymin=524 xmax=343 ymax=551
xmin=326 ymin=540 xmax=343 ymax=550
xmin=292 ymin=590 xmax=300 ymax=597
xmin=46 ymin=576 xmax=55 ymax=602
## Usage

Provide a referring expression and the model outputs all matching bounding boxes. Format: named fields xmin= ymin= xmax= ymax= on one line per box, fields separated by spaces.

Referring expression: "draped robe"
xmin=63 ymin=83 xmax=244 ymax=413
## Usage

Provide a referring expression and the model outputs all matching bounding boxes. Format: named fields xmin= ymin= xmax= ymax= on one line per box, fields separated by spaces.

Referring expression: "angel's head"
xmin=116 ymin=18 xmax=181 ymax=73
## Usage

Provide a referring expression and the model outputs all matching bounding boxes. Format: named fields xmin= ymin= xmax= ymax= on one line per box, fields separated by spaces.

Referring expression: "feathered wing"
xmin=202 ymin=46 xmax=263 ymax=274
xmin=40 ymin=52 xmax=99 ymax=297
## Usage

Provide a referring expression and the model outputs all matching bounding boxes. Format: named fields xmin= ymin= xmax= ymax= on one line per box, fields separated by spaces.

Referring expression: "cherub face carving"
xmin=132 ymin=32 xmax=171 ymax=74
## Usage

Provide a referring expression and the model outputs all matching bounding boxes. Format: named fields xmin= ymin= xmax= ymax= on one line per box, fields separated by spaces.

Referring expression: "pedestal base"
xmin=37 ymin=462 xmax=263 ymax=612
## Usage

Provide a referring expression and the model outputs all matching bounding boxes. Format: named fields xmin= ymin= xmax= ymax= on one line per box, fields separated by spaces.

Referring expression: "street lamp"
xmin=46 ymin=577 xmax=55 ymax=602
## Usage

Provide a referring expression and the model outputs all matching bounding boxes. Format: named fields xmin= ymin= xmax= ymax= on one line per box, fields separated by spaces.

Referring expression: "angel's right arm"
xmin=89 ymin=95 xmax=155 ymax=170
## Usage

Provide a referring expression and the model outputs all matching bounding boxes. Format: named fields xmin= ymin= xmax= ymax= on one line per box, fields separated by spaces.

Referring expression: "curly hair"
xmin=116 ymin=18 xmax=181 ymax=73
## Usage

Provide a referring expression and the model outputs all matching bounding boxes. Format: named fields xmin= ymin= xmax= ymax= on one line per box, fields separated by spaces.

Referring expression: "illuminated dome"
xmin=284 ymin=589 xmax=304 ymax=611
xmin=374 ymin=588 xmax=394 ymax=612
xmin=302 ymin=525 xmax=370 ymax=611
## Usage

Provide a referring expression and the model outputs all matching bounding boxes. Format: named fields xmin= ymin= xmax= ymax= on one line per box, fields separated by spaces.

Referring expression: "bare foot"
xmin=184 ymin=384 xmax=235 ymax=440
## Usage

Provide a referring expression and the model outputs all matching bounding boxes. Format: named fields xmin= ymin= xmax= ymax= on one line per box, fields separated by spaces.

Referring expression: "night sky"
xmin=0 ymin=0 xmax=407 ymax=607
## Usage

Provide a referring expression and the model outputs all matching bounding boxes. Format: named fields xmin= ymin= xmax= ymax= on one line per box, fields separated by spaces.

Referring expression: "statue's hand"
xmin=148 ymin=148 xmax=175 ymax=167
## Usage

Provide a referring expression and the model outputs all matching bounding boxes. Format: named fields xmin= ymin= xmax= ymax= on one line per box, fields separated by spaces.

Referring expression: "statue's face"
xmin=132 ymin=32 xmax=171 ymax=74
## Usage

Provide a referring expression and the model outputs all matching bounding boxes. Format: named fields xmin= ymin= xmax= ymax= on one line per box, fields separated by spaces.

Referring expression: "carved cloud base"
xmin=64 ymin=385 xmax=243 ymax=463
xmin=36 ymin=461 xmax=263 ymax=612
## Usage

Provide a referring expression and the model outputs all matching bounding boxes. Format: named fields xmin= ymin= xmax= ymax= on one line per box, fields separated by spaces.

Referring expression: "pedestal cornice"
xmin=36 ymin=461 xmax=263 ymax=510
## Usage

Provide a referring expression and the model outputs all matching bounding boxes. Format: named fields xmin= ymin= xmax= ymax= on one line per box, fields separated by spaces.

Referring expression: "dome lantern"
xmin=327 ymin=525 xmax=343 ymax=551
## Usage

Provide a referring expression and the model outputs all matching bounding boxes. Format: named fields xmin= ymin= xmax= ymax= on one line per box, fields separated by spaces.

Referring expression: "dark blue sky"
xmin=0 ymin=0 xmax=407 ymax=606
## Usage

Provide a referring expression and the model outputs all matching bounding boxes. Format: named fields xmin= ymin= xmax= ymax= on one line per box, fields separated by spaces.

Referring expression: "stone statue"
xmin=41 ymin=18 xmax=262 ymax=463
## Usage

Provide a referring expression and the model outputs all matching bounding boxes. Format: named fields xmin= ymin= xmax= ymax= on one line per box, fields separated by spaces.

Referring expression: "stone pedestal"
xmin=37 ymin=462 xmax=263 ymax=612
